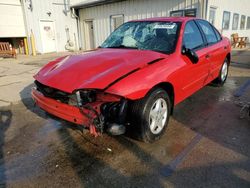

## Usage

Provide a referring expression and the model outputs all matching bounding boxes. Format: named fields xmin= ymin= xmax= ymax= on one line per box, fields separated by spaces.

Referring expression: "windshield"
xmin=101 ymin=21 xmax=181 ymax=54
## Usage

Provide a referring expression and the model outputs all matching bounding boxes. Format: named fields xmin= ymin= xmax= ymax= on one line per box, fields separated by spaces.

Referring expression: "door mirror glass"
xmin=182 ymin=46 xmax=199 ymax=64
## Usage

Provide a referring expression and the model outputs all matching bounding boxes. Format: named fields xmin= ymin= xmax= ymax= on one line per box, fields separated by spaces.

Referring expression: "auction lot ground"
xmin=0 ymin=50 xmax=249 ymax=188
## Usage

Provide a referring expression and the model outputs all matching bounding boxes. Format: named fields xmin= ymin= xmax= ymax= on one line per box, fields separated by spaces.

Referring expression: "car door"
xmin=179 ymin=20 xmax=210 ymax=99
xmin=196 ymin=19 xmax=226 ymax=83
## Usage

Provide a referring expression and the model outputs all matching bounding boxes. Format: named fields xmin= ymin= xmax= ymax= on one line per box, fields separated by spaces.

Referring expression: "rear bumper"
xmin=31 ymin=88 xmax=88 ymax=125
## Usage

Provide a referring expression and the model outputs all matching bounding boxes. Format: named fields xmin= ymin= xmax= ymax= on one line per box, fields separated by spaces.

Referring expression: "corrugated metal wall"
xmin=79 ymin=0 xmax=203 ymax=49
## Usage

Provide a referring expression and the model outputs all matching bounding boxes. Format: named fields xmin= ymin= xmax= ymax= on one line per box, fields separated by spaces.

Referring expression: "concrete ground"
xmin=0 ymin=50 xmax=249 ymax=188
xmin=0 ymin=52 xmax=73 ymax=106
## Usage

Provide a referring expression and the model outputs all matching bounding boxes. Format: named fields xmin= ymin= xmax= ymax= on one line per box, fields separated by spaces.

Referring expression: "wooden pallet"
xmin=0 ymin=42 xmax=16 ymax=58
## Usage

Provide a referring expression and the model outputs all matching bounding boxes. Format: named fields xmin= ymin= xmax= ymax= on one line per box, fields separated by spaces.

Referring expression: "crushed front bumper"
xmin=31 ymin=88 xmax=89 ymax=125
xmin=31 ymin=87 xmax=128 ymax=136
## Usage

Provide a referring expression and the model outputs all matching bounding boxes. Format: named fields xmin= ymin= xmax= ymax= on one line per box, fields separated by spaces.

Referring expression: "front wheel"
xmin=130 ymin=88 xmax=171 ymax=143
xmin=212 ymin=59 xmax=229 ymax=86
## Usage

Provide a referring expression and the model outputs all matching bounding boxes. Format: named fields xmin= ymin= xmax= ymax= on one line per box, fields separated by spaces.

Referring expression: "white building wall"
xmin=52 ymin=1 xmax=79 ymax=52
xmin=79 ymin=0 xmax=203 ymax=49
xmin=207 ymin=0 xmax=250 ymax=40
xmin=22 ymin=0 xmax=79 ymax=54
xmin=0 ymin=0 xmax=26 ymax=37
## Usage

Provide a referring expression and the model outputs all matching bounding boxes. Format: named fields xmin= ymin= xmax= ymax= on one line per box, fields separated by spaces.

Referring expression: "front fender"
xmin=105 ymin=59 xmax=180 ymax=101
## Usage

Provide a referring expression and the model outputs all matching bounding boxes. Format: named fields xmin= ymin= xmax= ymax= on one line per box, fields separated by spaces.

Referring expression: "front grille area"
xmin=34 ymin=80 xmax=71 ymax=104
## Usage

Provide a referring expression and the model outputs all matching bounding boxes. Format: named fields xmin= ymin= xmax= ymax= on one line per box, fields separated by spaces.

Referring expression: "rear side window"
xmin=197 ymin=20 xmax=218 ymax=44
xmin=183 ymin=21 xmax=204 ymax=50
xmin=213 ymin=27 xmax=222 ymax=41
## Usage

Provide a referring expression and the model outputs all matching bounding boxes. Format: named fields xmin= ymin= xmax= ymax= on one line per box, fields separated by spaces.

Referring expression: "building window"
xmin=170 ymin=10 xmax=183 ymax=17
xmin=222 ymin=11 xmax=230 ymax=30
xmin=240 ymin=15 xmax=246 ymax=29
xmin=110 ymin=14 xmax=124 ymax=32
xmin=232 ymin=13 xmax=239 ymax=30
xmin=247 ymin=17 xmax=250 ymax=29
xmin=170 ymin=8 xmax=196 ymax=17
xmin=209 ymin=7 xmax=216 ymax=25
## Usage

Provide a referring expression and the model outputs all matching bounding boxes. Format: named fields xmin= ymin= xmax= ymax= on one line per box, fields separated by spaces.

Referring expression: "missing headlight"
xmin=101 ymin=99 xmax=127 ymax=124
xmin=76 ymin=90 xmax=97 ymax=106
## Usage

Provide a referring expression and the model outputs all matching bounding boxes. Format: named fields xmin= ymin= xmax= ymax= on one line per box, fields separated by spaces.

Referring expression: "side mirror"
xmin=182 ymin=46 xmax=199 ymax=64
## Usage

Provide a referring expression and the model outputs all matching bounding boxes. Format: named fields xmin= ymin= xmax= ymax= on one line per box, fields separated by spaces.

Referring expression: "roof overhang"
xmin=71 ymin=0 xmax=126 ymax=9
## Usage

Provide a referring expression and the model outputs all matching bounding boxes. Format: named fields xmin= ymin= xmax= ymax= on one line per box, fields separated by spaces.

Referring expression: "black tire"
xmin=212 ymin=58 xmax=229 ymax=87
xmin=129 ymin=88 xmax=171 ymax=143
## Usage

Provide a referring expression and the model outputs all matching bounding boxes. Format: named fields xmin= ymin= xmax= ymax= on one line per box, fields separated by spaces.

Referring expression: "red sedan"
xmin=32 ymin=17 xmax=231 ymax=142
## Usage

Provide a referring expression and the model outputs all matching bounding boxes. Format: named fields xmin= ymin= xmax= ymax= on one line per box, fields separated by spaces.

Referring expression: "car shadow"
xmin=0 ymin=109 xmax=12 ymax=187
xmin=172 ymin=76 xmax=250 ymax=158
xmin=164 ymin=160 xmax=250 ymax=188
xmin=231 ymin=61 xmax=250 ymax=69
xmin=19 ymin=77 xmax=250 ymax=187
xmin=19 ymin=83 xmax=166 ymax=187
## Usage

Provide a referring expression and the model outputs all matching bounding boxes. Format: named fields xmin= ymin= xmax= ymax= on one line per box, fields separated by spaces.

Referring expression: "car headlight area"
xmin=33 ymin=80 xmax=128 ymax=136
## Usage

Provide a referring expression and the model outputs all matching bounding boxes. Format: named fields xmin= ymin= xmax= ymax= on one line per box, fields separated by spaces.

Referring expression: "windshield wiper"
xmin=106 ymin=45 xmax=138 ymax=49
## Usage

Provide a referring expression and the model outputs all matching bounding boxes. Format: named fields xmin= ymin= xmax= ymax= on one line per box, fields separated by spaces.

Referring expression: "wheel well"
xmin=152 ymin=82 xmax=175 ymax=114
xmin=226 ymin=53 xmax=231 ymax=64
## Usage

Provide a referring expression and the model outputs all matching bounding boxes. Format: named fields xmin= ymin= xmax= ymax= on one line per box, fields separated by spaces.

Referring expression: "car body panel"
xmin=32 ymin=88 xmax=86 ymax=125
xmin=208 ymin=37 xmax=231 ymax=79
xmin=34 ymin=48 xmax=166 ymax=93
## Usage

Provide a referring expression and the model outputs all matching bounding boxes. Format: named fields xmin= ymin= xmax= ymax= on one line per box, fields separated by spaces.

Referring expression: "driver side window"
xmin=183 ymin=21 xmax=204 ymax=50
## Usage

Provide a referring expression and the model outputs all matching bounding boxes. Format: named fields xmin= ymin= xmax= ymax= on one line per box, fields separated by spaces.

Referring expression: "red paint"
xmin=32 ymin=88 xmax=87 ymax=125
xmin=33 ymin=17 xmax=231 ymax=132
xmin=34 ymin=49 xmax=165 ymax=93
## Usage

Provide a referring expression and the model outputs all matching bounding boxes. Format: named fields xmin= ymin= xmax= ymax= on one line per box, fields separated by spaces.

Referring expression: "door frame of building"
xmin=39 ymin=19 xmax=57 ymax=53
xmin=83 ymin=19 xmax=95 ymax=50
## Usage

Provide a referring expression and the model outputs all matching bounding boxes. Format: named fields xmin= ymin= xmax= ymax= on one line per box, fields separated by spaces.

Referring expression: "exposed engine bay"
xmin=34 ymin=80 xmax=128 ymax=136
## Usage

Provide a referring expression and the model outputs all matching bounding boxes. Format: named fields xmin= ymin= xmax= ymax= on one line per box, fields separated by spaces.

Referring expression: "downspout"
xmin=204 ymin=0 xmax=209 ymax=20
xmin=201 ymin=0 xmax=208 ymax=19
xmin=72 ymin=8 xmax=82 ymax=50
xmin=20 ymin=0 xmax=30 ymax=55
xmin=63 ymin=0 xmax=70 ymax=15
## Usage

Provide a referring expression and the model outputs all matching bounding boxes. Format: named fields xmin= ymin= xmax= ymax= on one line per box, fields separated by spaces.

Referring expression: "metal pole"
xmin=24 ymin=37 xmax=29 ymax=55
xmin=30 ymin=30 xmax=36 ymax=56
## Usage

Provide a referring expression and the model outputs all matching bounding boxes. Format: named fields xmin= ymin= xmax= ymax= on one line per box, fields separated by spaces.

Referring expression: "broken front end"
xmin=32 ymin=81 xmax=128 ymax=136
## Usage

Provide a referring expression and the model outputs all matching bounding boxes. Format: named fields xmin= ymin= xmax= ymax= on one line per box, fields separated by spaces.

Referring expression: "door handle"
xmin=224 ymin=46 xmax=227 ymax=50
xmin=205 ymin=54 xmax=210 ymax=59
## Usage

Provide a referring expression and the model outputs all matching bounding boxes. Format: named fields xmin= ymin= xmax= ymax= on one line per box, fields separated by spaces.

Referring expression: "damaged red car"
xmin=32 ymin=17 xmax=231 ymax=142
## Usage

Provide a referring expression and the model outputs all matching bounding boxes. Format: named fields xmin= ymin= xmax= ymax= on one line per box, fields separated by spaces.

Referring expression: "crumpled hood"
xmin=34 ymin=48 xmax=166 ymax=93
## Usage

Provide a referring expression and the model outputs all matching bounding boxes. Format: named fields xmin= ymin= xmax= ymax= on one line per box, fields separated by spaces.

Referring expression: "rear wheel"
xmin=130 ymin=88 xmax=171 ymax=143
xmin=212 ymin=59 xmax=229 ymax=86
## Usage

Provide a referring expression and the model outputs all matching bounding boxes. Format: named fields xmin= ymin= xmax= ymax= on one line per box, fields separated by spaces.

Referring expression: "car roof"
xmin=130 ymin=16 xmax=196 ymax=23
